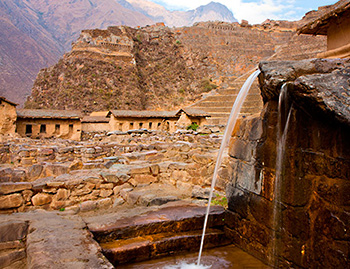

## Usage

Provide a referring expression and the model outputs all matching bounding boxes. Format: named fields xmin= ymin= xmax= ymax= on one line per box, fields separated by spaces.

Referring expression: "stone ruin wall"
xmin=225 ymin=59 xmax=350 ymax=268
xmin=176 ymin=21 xmax=326 ymax=84
xmin=0 ymin=132 xmax=230 ymax=214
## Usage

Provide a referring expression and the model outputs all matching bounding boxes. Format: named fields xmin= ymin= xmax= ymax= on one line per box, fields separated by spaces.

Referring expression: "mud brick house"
xmin=298 ymin=0 xmax=350 ymax=58
xmin=16 ymin=109 xmax=82 ymax=140
xmin=108 ymin=108 xmax=209 ymax=133
xmin=0 ymin=96 xmax=17 ymax=136
xmin=175 ymin=108 xmax=210 ymax=128
xmin=81 ymin=111 xmax=110 ymax=132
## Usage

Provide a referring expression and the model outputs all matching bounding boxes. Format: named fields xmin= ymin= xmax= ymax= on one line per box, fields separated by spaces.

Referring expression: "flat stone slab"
xmin=86 ymin=204 xmax=226 ymax=243
xmin=0 ymin=210 xmax=113 ymax=269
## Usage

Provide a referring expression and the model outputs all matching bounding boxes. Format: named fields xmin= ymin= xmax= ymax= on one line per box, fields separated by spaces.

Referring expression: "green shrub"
xmin=187 ymin=122 xmax=199 ymax=131
xmin=200 ymin=78 xmax=217 ymax=92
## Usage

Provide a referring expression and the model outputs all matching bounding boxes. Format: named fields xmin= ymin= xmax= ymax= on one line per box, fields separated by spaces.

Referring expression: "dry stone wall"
xmin=0 ymin=131 xmax=229 ymax=213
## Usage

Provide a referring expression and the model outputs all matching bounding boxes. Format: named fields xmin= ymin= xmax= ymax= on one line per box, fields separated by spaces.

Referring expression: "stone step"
xmin=203 ymin=95 xmax=237 ymax=102
xmin=217 ymin=89 xmax=241 ymax=95
xmin=193 ymin=107 xmax=234 ymax=113
xmin=101 ymin=228 xmax=230 ymax=265
xmin=195 ymin=101 xmax=238 ymax=108
xmin=189 ymin=70 xmax=262 ymax=124
xmin=205 ymin=113 xmax=231 ymax=118
xmin=88 ymin=205 xmax=225 ymax=243
xmin=194 ymin=98 xmax=262 ymax=110
xmin=206 ymin=117 xmax=229 ymax=125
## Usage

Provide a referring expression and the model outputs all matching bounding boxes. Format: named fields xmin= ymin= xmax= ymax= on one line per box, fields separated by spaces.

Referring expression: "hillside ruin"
xmin=25 ymin=20 xmax=326 ymax=113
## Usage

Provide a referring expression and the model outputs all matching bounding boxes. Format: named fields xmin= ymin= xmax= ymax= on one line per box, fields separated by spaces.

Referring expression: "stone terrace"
xmin=190 ymin=71 xmax=263 ymax=125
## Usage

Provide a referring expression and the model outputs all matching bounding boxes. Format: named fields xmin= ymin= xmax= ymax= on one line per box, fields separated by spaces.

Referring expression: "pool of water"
xmin=119 ymin=244 xmax=271 ymax=269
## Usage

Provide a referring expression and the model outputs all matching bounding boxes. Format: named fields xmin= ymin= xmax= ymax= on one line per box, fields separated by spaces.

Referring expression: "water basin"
xmin=119 ymin=244 xmax=270 ymax=269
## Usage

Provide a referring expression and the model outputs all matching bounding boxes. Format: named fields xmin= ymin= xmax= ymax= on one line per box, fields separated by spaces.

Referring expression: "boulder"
xmin=0 ymin=193 xmax=23 ymax=209
xmin=259 ymin=58 xmax=350 ymax=126
xmin=31 ymin=193 xmax=52 ymax=206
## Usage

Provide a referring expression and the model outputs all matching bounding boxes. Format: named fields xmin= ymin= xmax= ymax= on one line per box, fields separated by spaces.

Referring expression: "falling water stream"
xmin=194 ymin=69 xmax=261 ymax=267
xmin=271 ymin=83 xmax=293 ymax=266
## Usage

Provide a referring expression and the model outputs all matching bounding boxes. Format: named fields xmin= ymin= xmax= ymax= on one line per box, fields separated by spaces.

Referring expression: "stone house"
xmin=298 ymin=0 xmax=350 ymax=58
xmin=0 ymin=96 xmax=17 ymax=136
xmin=81 ymin=111 xmax=111 ymax=132
xmin=16 ymin=109 xmax=82 ymax=140
xmin=108 ymin=108 xmax=209 ymax=133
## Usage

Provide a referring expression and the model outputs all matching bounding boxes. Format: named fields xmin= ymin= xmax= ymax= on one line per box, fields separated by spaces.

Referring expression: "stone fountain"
xmin=226 ymin=58 xmax=350 ymax=268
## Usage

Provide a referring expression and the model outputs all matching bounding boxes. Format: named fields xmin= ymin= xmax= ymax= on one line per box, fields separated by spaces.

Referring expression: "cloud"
xmin=152 ymin=0 xmax=303 ymax=24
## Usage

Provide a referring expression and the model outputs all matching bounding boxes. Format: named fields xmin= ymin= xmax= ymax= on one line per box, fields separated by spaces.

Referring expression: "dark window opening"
xmin=139 ymin=122 xmax=143 ymax=128
xmin=129 ymin=122 xmax=134 ymax=129
xmin=40 ymin=124 xmax=46 ymax=133
xmin=69 ymin=124 xmax=73 ymax=133
xmin=25 ymin=125 xmax=32 ymax=134
xmin=55 ymin=124 xmax=60 ymax=134
xmin=149 ymin=122 xmax=152 ymax=129
xmin=119 ymin=123 xmax=123 ymax=131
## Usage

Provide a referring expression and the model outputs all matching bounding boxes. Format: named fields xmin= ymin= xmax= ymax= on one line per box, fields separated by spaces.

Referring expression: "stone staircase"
xmin=190 ymin=70 xmax=264 ymax=125
xmin=87 ymin=204 xmax=230 ymax=266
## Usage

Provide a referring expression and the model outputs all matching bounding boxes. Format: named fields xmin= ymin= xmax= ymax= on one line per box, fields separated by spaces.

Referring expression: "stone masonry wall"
xmin=0 ymin=131 xmax=229 ymax=213
xmin=226 ymin=59 xmax=350 ymax=268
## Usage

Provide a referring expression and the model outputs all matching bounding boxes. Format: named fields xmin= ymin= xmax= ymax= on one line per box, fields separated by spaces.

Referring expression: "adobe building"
xmin=81 ymin=111 xmax=111 ymax=132
xmin=16 ymin=109 xmax=82 ymax=140
xmin=175 ymin=108 xmax=209 ymax=129
xmin=298 ymin=0 xmax=350 ymax=58
xmin=108 ymin=108 xmax=210 ymax=133
xmin=0 ymin=96 xmax=17 ymax=136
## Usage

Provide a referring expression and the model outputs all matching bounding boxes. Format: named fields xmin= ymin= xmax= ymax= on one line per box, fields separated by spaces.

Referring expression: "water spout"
xmin=197 ymin=70 xmax=261 ymax=266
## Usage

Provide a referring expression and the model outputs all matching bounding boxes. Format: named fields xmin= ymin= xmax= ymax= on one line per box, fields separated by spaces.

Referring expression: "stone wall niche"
xmin=225 ymin=58 xmax=350 ymax=268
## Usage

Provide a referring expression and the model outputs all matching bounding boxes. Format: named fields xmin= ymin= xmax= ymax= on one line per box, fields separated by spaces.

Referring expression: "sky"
xmin=152 ymin=0 xmax=337 ymax=24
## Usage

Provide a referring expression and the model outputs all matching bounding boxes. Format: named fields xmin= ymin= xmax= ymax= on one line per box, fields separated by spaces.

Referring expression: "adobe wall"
xmin=16 ymin=118 xmax=81 ymax=140
xmin=110 ymin=116 xmax=177 ymax=132
xmin=81 ymin=122 xmax=110 ymax=132
xmin=225 ymin=59 xmax=350 ymax=268
xmin=0 ymin=101 xmax=16 ymax=135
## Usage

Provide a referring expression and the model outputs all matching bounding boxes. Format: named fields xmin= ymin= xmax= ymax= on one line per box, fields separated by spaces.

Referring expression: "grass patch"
xmin=211 ymin=195 xmax=228 ymax=208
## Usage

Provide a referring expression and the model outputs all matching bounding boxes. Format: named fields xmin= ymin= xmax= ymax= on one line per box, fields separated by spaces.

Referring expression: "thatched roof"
xmin=17 ymin=109 xmax=82 ymax=119
xmin=176 ymin=108 xmax=211 ymax=117
xmin=298 ymin=0 xmax=350 ymax=35
xmin=81 ymin=116 xmax=110 ymax=123
xmin=0 ymin=96 xmax=18 ymax=106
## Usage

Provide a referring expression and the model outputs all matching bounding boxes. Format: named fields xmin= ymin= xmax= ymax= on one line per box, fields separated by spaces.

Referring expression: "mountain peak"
xmin=191 ymin=1 xmax=237 ymax=24
xmin=119 ymin=0 xmax=237 ymax=27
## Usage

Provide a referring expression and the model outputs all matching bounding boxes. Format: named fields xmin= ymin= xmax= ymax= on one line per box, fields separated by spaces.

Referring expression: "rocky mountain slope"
xmin=25 ymin=20 xmax=326 ymax=113
xmin=0 ymin=0 xmax=237 ymax=106
xmin=0 ymin=0 xmax=62 ymax=104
